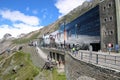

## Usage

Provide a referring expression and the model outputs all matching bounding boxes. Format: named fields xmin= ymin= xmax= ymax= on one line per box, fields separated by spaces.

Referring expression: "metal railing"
xmin=41 ymin=47 xmax=120 ymax=71
xmin=69 ymin=50 xmax=120 ymax=71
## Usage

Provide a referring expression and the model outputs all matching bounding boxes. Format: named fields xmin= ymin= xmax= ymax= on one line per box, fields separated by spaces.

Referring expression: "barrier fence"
xmin=70 ymin=50 xmax=120 ymax=71
xmin=41 ymin=47 xmax=120 ymax=71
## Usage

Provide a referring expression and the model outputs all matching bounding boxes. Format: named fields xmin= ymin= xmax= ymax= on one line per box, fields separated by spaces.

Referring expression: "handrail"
xmin=70 ymin=50 xmax=120 ymax=71
xmin=41 ymin=47 xmax=120 ymax=71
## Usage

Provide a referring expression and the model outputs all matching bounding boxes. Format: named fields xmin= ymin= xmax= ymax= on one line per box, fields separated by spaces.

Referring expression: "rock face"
xmin=3 ymin=33 xmax=12 ymax=39
xmin=0 ymin=33 xmax=15 ymax=54
xmin=0 ymin=39 xmax=12 ymax=54
xmin=17 ymin=33 xmax=26 ymax=38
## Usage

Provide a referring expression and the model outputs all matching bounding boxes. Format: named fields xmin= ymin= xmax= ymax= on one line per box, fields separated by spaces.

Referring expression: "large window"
xmin=66 ymin=5 xmax=100 ymax=37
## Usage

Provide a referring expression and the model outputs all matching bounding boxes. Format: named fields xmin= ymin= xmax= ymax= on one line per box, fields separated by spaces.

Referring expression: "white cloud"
xmin=0 ymin=23 xmax=43 ymax=39
xmin=55 ymin=0 xmax=87 ymax=18
xmin=0 ymin=9 xmax=40 ymax=26
xmin=0 ymin=9 xmax=43 ymax=39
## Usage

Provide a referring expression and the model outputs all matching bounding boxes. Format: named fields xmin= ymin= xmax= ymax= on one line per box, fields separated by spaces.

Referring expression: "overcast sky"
xmin=0 ymin=0 xmax=90 ymax=39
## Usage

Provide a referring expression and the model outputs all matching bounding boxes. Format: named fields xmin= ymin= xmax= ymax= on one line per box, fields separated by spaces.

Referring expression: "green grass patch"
xmin=41 ymin=69 xmax=66 ymax=80
xmin=0 ymin=55 xmax=5 ymax=61
xmin=52 ymin=69 xmax=66 ymax=80
xmin=0 ymin=51 xmax=39 ymax=80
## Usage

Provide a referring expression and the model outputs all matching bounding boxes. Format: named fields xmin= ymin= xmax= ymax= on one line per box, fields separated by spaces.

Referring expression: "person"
xmin=89 ymin=45 xmax=93 ymax=61
xmin=75 ymin=46 xmax=79 ymax=56
xmin=115 ymin=44 xmax=119 ymax=53
xmin=72 ymin=47 xmax=75 ymax=55
xmin=60 ymin=43 xmax=62 ymax=48
xmin=47 ymin=55 xmax=50 ymax=60
xmin=68 ymin=44 xmax=71 ymax=49
xmin=58 ymin=60 xmax=61 ymax=67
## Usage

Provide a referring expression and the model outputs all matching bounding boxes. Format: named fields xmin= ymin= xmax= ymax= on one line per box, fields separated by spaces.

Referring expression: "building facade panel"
xmin=58 ymin=0 xmax=120 ymax=52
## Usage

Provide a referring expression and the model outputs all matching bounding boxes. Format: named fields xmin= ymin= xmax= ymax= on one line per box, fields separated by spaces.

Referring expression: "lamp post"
xmin=64 ymin=18 xmax=66 ymax=48
xmin=75 ymin=24 xmax=78 ymax=38
xmin=63 ymin=18 xmax=66 ymax=72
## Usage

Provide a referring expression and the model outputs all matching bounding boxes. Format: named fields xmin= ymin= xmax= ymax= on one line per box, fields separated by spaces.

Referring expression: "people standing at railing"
xmin=115 ymin=44 xmax=119 ymax=53
xmin=47 ymin=54 xmax=50 ymax=60
xmin=75 ymin=46 xmax=79 ymax=56
xmin=60 ymin=43 xmax=63 ymax=49
xmin=71 ymin=44 xmax=79 ymax=57
xmin=89 ymin=45 xmax=93 ymax=61
xmin=58 ymin=60 xmax=61 ymax=67
xmin=68 ymin=44 xmax=71 ymax=49
xmin=72 ymin=46 xmax=76 ymax=55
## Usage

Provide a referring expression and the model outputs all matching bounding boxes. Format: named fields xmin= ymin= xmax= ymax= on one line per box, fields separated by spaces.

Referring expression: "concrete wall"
xmin=65 ymin=53 xmax=120 ymax=80
xmin=115 ymin=0 xmax=120 ymax=45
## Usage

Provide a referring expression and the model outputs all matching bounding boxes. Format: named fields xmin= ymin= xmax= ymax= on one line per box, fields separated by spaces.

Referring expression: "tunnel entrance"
xmin=90 ymin=43 xmax=100 ymax=51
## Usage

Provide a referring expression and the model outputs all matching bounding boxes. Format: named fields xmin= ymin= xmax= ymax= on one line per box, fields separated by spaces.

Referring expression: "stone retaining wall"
xmin=65 ymin=53 xmax=120 ymax=80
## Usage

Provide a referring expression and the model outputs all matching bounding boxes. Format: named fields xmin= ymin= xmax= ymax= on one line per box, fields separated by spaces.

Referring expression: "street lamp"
xmin=75 ymin=24 xmax=78 ymax=38
xmin=64 ymin=18 xmax=66 ymax=48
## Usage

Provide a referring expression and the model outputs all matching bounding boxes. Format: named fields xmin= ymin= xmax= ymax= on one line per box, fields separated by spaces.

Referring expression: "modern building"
xmin=58 ymin=0 xmax=120 ymax=52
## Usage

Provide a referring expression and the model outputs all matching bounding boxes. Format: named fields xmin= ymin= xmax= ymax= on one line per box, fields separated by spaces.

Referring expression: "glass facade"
xmin=58 ymin=5 xmax=101 ymax=51
xmin=66 ymin=5 xmax=100 ymax=38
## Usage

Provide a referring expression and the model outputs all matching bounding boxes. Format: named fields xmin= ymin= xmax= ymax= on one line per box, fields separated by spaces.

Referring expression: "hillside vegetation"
xmin=0 ymin=51 xmax=39 ymax=80
xmin=12 ymin=30 xmax=41 ymax=44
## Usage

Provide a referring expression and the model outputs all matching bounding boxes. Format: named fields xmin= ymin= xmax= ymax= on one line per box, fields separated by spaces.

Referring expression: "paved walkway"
xmin=35 ymin=47 xmax=65 ymax=80
xmin=36 ymin=47 xmax=65 ymax=72
xmin=36 ymin=47 xmax=48 ymax=61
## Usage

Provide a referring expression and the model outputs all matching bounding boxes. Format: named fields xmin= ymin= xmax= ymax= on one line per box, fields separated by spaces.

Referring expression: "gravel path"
xmin=36 ymin=47 xmax=48 ymax=61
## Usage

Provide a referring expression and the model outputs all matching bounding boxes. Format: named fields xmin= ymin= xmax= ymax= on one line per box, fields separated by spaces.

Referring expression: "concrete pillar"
xmin=55 ymin=53 xmax=57 ymax=61
xmin=56 ymin=54 xmax=59 ymax=61
xmin=53 ymin=53 xmax=55 ymax=60
xmin=49 ymin=52 xmax=53 ymax=60
xmin=51 ymin=52 xmax=54 ymax=60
